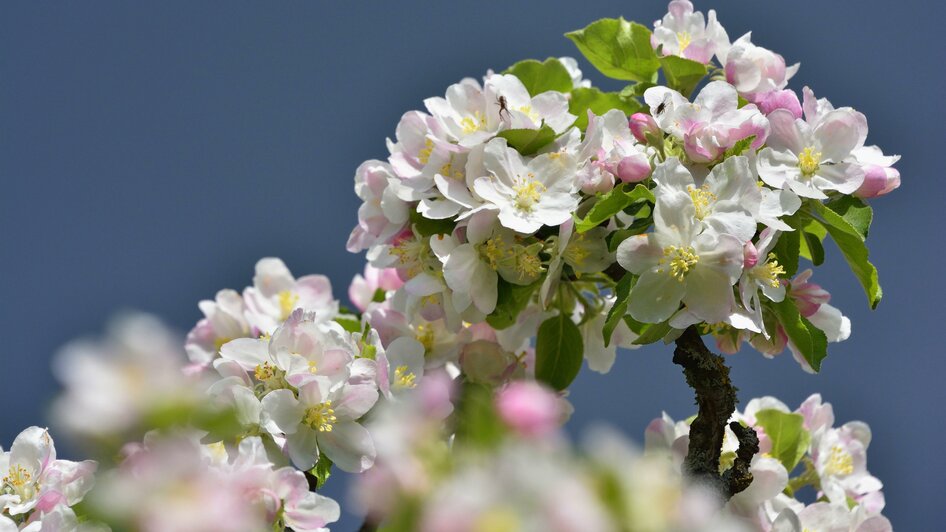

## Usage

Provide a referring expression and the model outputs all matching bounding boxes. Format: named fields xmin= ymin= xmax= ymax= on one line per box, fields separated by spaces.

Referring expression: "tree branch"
xmin=673 ymin=326 xmax=758 ymax=499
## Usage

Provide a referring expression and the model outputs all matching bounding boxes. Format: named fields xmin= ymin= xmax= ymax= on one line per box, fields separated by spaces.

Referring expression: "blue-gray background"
xmin=1 ymin=1 xmax=941 ymax=529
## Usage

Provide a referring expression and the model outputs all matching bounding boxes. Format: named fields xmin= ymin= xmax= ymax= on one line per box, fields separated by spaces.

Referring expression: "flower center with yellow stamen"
xmin=460 ymin=111 xmax=487 ymax=135
xmin=517 ymin=105 xmax=539 ymax=123
xmin=418 ymin=138 xmax=434 ymax=165
xmin=677 ymin=31 xmax=693 ymax=53
xmin=304 ymin=402 xmax=337 ymax=432
xmin=512 ymin=173 xmax=546 ymax=212
xmin=415 ymin=324 xmax=435 ymax=353
xmin=687 ymin=184 xmax=717 ymax=220
xmin=481 ymin=235 xmax=507 ymax=270
xmin=213 ymin=336 xmax=233 ymax=352
xmin=753 ymin=253 xmax=786 ymax=288
xmin=516 ymin=251 xmax=543 ymax=278
xmin=439 ymin=161 xmax=464 ymax=180
xmin=824 ymin=445 xmax=854 ymax=476
xmin=254 ymin=361 xmax=286 ymax=392
xmin=393 ymin=365 xmax=417 ymax=389
xmin=1 ymin=465 xmax=37 ymax=501
xmin=659 ymin=245 xmax=700 ymax=282
xmin=798 ymin=147 xmax=822 ymax=177
xmin=390 ymin=237 xmax=435 ymax=279
xmin=307 ymin=361 xmax=319 ymax=374
xmin=278 ymin=290 xmax=299 ymax=320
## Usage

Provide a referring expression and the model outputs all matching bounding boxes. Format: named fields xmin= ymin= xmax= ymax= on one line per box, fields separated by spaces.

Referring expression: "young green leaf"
xmin=809 ymin=201 xmax=882 ymax=308
xmin=568 ymin=87 xmax=643 ymax=130
xmin=334 ymin=316 xmax=362 ymax=333
xmin=627 ymin=317 xmax=673 ymax=345
xmin=565 ymin=19 xmax=660 ymax=82
xmin=487 ymin=279 xmax=540 ymax=329
xmin=503 ymin=58 xmax=574 ymax=97
xmin=495 ymin=124 xmax=557 ymax=156
xmin=454 ymin=382 xmax=505 ymax=448
xmin=827 ymin=196 xmax=873 ymax=239
xmin=575 ymin=184 xmax=653 ymax=233
xmin=603 ymin=273 xmax=636 ymax=346
xmin=535 ymin=313 xmax=584 ymax=390
xmin=309 ymin=454 xmax=333 ymax=490
xmin=753 ymin=409 xmax=812 ymax=472
xmin=722 ymin=135 xmax=756 ymax=159
xmin=658 ymin=55 xmax=707 ymax=97
xmin=772 ymin=297 xmax=828 ymax=372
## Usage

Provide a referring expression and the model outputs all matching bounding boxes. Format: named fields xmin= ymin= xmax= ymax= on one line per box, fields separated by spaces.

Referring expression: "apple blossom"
xmin=652 ymin=0 xmax=729 ymax=64
xmin=718 ymin=33 xmax=800 ymax=102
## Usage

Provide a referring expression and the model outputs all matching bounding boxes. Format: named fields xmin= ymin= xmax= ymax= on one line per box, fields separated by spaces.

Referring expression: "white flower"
xmin=579 ymin=297 xmax=640 ymax=374
xmin=377 ymin=336 xmax=426 ymax=399
xmin=261 ymin=379 xmax=378 ymax=472
xmin=347 ymin=159 xmax=410 ymax=253
xmin=243 ymin=258 xmax=339 ymax=334
xmin=432 ymin=214 xmax=500 ymax=316
xmin=757 ymin=101 xmax=868 ymax=199
xmin=616 ymin=171 xmax=744 ymax=324
xmin=185 ymin=289 xmax=251 ymax=367
xmin=653 ymin=156 xmax=760 ymax=243
xmin=424 ymin=74 xmax=574 ymax=148
xmin=718 ymin=32 xmax=799 ymax=100
xmin=473 ymin=138 xmax=579 ymax=234
xmin=739 ymin=229 xmax=788 ymax=334
xmin=652 ymin=0 xmax=729 ymax=65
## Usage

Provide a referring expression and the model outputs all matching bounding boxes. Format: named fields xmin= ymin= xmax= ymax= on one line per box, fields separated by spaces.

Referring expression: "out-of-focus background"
xmin=1 ymin=1 xmax=941 ymax=529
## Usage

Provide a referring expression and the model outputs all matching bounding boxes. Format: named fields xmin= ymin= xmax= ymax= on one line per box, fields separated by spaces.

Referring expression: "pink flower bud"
xmin=743 ymin=241 xmax=759 ymax=269
xmin=756 ymin=89 xmax=802 ymax=119
xmin=854 ymin=164 xmax=900 ymax=199
xmin=495 ymin=381 xmax=562 ymax=437
xmin=459 ymin=340 xmax=518 ymax=386
xmin=614 ymin=154 xmax=652 ymax=183
xmin=629 ymin=112 xmax=659 ymax=143
xmin=789 ymin=269 xmax=830 ymax=318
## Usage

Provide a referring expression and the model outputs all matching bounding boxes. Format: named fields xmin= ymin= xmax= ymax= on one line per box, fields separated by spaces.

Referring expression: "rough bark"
xmin=673 ymin=326 xmax=759 ymax=499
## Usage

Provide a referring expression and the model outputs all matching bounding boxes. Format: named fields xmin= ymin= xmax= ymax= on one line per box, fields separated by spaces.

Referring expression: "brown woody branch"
xmin=673 ymin=326 xmax=758 ymax=499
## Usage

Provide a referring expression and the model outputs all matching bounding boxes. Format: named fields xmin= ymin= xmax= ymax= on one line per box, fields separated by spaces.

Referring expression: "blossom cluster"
xmin=348 ymin=0 xmax=898 ymax=382
xmin=0 ymin=428 xmax=96 ymax=532
xmin=0 ymin=2 xmax=901 ymax=530
xmin=647 ymin=393 xmax=891 ymax=531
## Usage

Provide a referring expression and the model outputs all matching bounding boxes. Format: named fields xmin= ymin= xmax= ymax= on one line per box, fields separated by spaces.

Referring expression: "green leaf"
xmin=603 ymin=274 xmax=636 ymax=346
xmin=495 ymin=123 xmax=557 ymax=156
xmin=334 ymin=316 xmax=362 ymax=333
xmin=801 ymin=229 xmax=825 ymax=266
xmin=658 ymin=55 xmax=707 ymax=97
xmin=504 ymin=58 xmax=574 ymax=97
xmin=576 ymin=184 xmax=653 ymax=233
xmin=772 ymin=297 xmax=828 ymax=372
xmin=486 ymin=279 xmax=540 ymax=329
xmin=535 ymin=313 xmax=584 ymax=390
xmin=568 ymin=87 xmax=643 ymax=130
xmin=808 ymin=201 xmax=882 ymax=308
xmin=753 ymin=409 xmax=811 ymax=472
xmin=619 ymin=81 xmax=656 ymax=99
xmin=309 ymin=454 xmax=333 ymax=490
xmin=454 ymin=382 xmax=505 ymax=448
xmin=827 ymin=196 xmax=873 ymax=239
xmin=772 ymin=227 xmax=800 ymax=278
xmin=723 ymin=135 xmax=756 ymax=159
xmin=625 ymin=317 xmax=673 ymax=345
xmin=410 ymin=209 xmax=454 ymax=237
xmin=565 ymin=19 xmax=660 ymax=82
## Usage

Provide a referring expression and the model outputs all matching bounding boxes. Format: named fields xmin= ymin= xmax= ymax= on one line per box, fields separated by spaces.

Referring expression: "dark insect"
xmin=655 ymin=101 xmax=667 ymax=115
xmin=496 ymin=95 xmax=511 ymax=124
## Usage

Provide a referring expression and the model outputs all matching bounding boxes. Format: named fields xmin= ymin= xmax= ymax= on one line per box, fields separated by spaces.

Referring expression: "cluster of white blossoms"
xmin=349 ymin=0 xmax=898 ymax=381
xmin=647 ymin=394 xmax=891 ymax=531
xmin=0 ymin=428 xmax=96 ymax=532
xmin=1 ymin=2 xmax=902 ymax=531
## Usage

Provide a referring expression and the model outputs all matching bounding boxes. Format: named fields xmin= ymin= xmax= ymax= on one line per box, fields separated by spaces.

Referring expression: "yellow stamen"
xmin=687 ymin=184 xmax=717 ymax=220
xmin=516 ymin=251 xmax=542 ymax=278
xmin=308 ymin=360 xmax=319 ymax=374
xmin=1 ymin=465 xmax=36 ymax=501
xmin=304 ymin=402 xmax=337 ymax=432
xmin=512 ymin=173 xmax=546 ymax=212
xmin=798 ymin=147 xmax=822 ymax=177
xmin=415 ymin=324 xmax=435 ymax=353
xmin=754 ymin=253 xmax=786 ymax=288
xmin=677 ymin=31 xmax=693 ymax=53
xmin=418 ymin=138 xmax=434 ymax=165
xmin=394 ymin=365 xmax=417 ymax=389
xmin=824 ymin=445 xmax=854 ymax=476
xmin=460 ymin=111 xmax=487 ymax=135
xmin=482 ymin=235 xmax=507 ymax=270
xmin=658 ymin=245 xmax=700 ymax=282
xmin=278 ymin=290 xmax=299 ymax=320
xmin=254 ymin=361 xmax=286 ymax=392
